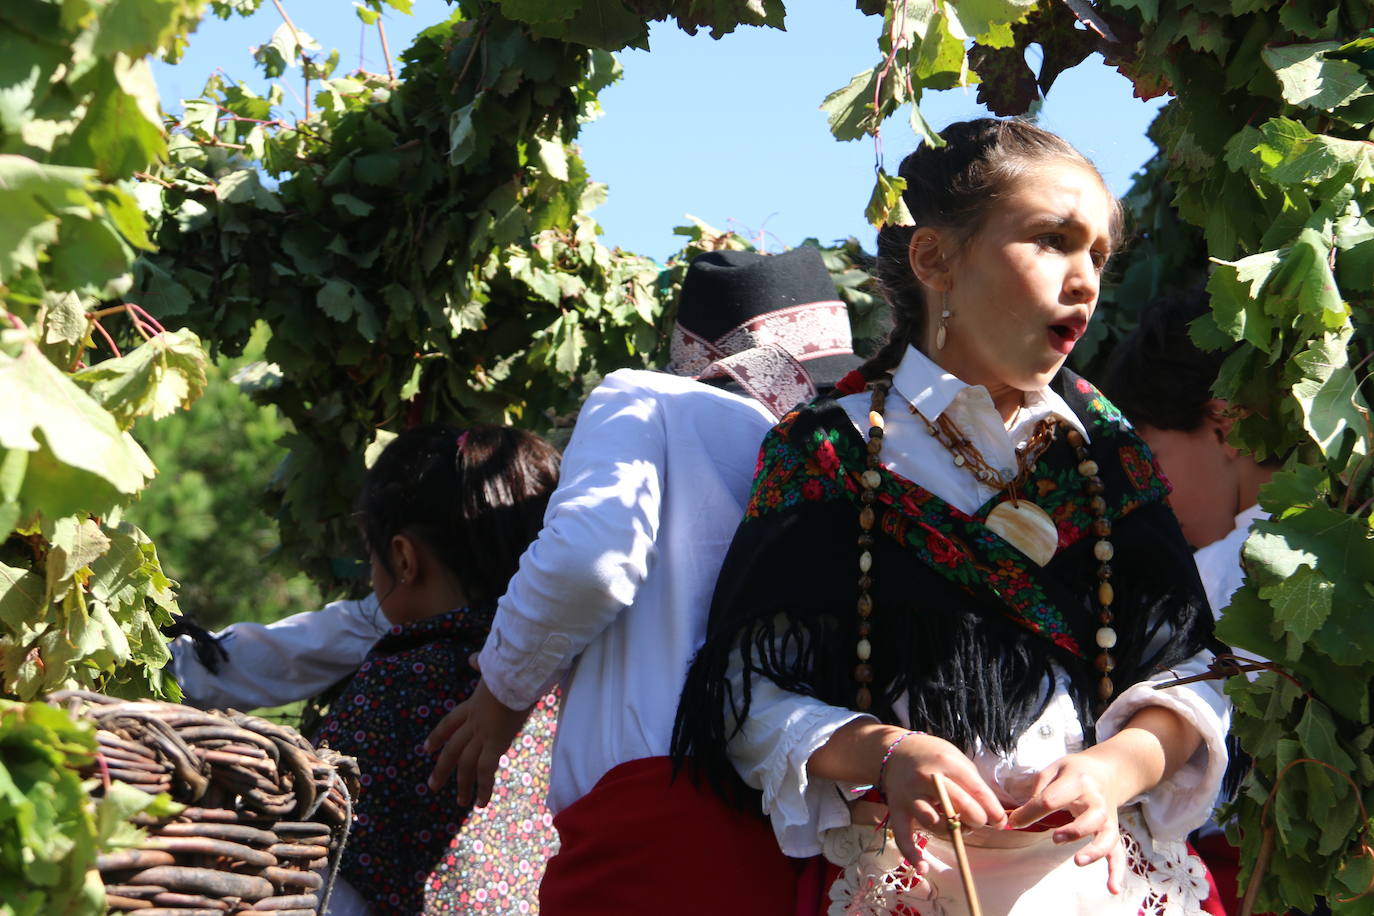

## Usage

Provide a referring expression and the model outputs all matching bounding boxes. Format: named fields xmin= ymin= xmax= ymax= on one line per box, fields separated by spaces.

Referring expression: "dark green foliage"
xmin=129 ymin=331 xmax=323 ymax=630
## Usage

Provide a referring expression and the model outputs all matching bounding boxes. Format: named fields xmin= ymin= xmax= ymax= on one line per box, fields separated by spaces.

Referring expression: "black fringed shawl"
xmin=672 ymin=370 xmax=1217 ymax=798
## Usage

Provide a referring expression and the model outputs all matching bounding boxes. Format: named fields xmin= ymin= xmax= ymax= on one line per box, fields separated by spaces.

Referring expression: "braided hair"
xmin=863 ymin=119 xmax=1124 ymax=380
xmin=356 ymin=425 xmax=560 ymax=607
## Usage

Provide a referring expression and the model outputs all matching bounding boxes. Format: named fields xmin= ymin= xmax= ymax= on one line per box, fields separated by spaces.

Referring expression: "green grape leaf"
xmin=0 ymin=342 xmax=155 ymax=519
xmin=216 ymin=169 xmax=282 ymax=211
xmin=317 ymin=278 xmax=362 ymax=322
xmin=1262 ymin=42 xmax=1373 ymax=111
xmin=1256 ymin=464 xmax=1328 ymax=518
xmin=1258 ymin=565 xmax=1334 ymax=649
xmin=0 ymin=562 xmax=46 ymax=632
xmin=72 ymin=329 xmax=210 ymax=427
xmin=1278 ymin=0 xmax=1340 ymax=40
xmin=533 ymin=136 xmax=569 ymax=181
xmin=0 ymin=156 xmax=99 ymax=283
xmin=865 ymin=169 xmax=913 ymax=229
xmin=500 ymin=0 xmax=578 ymax=25
xmin=1296 ymin=698 xmax=1355 ymax=771
xmin=1205 ymin=252 xmax=1279 ymax=351
xmin=1263 ymin=229 xmax=1347 ymax=331
xmin=549 ymin=0 xmax=649 ymax=50
xmin=47 ymin=212 xmax=133 ymax=294
xmin=64 ymin=58 xmax=166 ymax=179
xmin=41 ymin=293 xmax=90 ymax=348
xmin=1254 ymin=117 xmax=1374 ymax=189
xmin=821 ymin=68 xmax=880 ymax=142
xmin=943 ymin=0 xmax=1035 ymax=42
xmin=1291 ymin=329 xmax=1370 ymax=462
xmin=448 ymin=99 xmax=479 ymax=167
xmin=253 ymin=22 xmax=320 ymax=79
xmin=45 ymin=516 xmax=112 ymax=600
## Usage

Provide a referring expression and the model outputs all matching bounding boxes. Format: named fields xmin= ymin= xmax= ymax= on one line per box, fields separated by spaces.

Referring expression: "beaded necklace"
xmin=852 ymin=377 xmax=1119 ymax=713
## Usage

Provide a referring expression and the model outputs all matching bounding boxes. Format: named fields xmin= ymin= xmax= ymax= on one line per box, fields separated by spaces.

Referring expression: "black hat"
xmin=668 ymin=247 xmax=861 ymax=399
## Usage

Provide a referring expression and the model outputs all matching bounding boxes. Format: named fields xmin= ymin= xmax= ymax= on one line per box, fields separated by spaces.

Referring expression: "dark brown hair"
xmin=1099 ymin=287 xmax=1230 ymax=432
xmin=863 ymin=118 xmax=1124 ymax=379
xmin=358 ymin=424 xmax=560 ymax=607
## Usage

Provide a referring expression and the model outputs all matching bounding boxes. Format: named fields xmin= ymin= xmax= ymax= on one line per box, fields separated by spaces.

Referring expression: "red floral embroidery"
xmin=1119 ymin=443 xmax=1166 ymax=494
xmin=900 ymin=492 xmax=931 ymax=516
xmin=1052 ymin=632 xmax=1080 ymax=653
xmin=1076 ymin=377 xmax=1094 ymax=394
xmin=815 ymin=438 xmax=840 ymax=476
xmin=920 ymin=523 xmax=965 ymax=568
xmin=802 ymin=479 xmax=824 ymax=501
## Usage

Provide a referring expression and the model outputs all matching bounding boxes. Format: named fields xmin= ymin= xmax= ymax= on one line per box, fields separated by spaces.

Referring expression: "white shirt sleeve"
xmin=1096 ymin=647 xmax=1230 ymax=840
xmin=478 ymin=373 xmax=667 ymax=710
xmin=720 ymin=642 xmax=874 ymax=857
xmin=171 ymin=594 xmax=388 ymax=710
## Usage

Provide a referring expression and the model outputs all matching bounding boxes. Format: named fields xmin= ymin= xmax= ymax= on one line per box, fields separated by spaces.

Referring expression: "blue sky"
xmin=153 ymin=2 xmax=1167 ymax=261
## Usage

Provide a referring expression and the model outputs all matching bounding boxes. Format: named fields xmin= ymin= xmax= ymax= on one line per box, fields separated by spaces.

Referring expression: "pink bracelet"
xmin=877 ymin=730 xmax=924 ymax=803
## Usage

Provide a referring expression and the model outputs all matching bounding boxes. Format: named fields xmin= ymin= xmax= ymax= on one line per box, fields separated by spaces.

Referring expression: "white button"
xmin=1038 ymin=724 xmax=1054 ymax=738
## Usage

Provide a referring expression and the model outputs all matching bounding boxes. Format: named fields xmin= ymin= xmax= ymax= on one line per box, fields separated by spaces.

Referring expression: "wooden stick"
xmin=931 ymin=772 xmax=983 ymax=916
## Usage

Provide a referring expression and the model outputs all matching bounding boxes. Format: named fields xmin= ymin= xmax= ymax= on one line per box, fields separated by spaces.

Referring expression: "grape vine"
xmin=4 ymin=0 xmax=1374 ymax=912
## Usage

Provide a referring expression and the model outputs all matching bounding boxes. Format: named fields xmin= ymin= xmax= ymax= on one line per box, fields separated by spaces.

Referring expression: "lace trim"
xmin=699 ymin=344 xmax=815 ymax=420
xmin=666 ymin=301 xmax=851 ymax=376
xmin=823 ymin=807 xmax=1210 ymax=916
xmin=1119 ymin=808 xmax=1211 ymax=916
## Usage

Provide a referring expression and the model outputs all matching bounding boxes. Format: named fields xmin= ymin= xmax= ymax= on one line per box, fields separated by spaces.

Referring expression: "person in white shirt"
xmin=423 ymin=246 xmax=862 ymax=914
xmin=673 ymin=119 xmax=1229 ymax=915
xmin=1101 ymin=287 xmax=1280 ymax=914
xmin=168 ymin=595 xmax=388 ymax=712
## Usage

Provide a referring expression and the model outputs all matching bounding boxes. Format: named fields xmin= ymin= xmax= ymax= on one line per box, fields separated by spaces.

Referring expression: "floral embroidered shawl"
xmin=674 ymin=370 xmax=1216 ymax=787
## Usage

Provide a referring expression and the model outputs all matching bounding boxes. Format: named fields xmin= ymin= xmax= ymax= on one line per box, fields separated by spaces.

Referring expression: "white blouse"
xmin=478 ymin=369 xmax=779 ymax=813
xmin=726 ymin=347 xmax=1231 ymax=857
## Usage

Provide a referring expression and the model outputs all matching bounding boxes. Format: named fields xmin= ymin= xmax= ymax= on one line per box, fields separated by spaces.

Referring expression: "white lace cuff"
xmin=726 ymin=685 xmax=874 ymax=857
xmin=1096 ymin=670 xmax=1230 ymax=841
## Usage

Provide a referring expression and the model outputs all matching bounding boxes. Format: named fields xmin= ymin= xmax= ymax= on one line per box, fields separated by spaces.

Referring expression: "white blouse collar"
xmin=888 ymin=345 xmax=1091 ymax=443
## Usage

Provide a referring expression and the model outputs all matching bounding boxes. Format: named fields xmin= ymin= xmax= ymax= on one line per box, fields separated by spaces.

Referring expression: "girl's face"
xmin=931 ymin=162 xmax=1114 ymax=397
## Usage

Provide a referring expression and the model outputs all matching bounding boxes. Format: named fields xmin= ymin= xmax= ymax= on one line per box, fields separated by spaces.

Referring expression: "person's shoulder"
xmin=1196 ymin=504 xmax=1266 ymax=567
xmin=599 ymin=368 xmax=743 ymax=400
xmin=1053 ymin=369 xmax=1141 ymax=443
xmin=599 ymin=368 xmax=778 ymax=422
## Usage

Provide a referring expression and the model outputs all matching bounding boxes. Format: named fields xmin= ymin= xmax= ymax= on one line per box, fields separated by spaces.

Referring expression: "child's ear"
xmin=389 ymin=534 xmax=421 ymax=586
xmin=907 ymin=228 xmax=954 ymax=294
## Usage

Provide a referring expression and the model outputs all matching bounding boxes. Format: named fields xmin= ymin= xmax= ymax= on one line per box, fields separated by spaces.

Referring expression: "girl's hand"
xmin=424 ymin=659 xmax=532 ymax=807
xmin=1006 ymin=753 xmax=1127 ymax=894
xmin=880 ymin=732 xmax=1006 ymax=869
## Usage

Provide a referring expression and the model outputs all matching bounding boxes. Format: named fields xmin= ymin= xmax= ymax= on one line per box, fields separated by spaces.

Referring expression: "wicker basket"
xmin=47 ymin=690 xmax=360 ymax=916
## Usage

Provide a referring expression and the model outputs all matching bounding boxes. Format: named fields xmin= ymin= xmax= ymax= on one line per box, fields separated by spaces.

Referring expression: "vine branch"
xmin=378 ymin=19 xmax=395 ymax=82
xmin=269 ymin=0 xmax=311 ymax=120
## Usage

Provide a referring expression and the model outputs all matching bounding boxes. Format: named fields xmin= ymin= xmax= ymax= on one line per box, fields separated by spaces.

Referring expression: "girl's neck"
xmin=385 ymin=580 xmax=470 ymax=627
xmin=916 ymin=343 xmax=1026 ymax=424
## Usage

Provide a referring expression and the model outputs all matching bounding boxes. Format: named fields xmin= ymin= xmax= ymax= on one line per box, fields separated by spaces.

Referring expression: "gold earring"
xmin=936 ymin=292 xmax=951 ymax=351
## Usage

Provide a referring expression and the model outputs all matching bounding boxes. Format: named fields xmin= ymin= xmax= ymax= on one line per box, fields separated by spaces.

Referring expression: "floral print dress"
xmin=317 ymin=606 xmax=559 ymax=915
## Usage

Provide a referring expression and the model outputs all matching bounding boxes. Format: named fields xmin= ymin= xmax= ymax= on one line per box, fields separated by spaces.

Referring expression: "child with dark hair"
xmin=1100 ymin=288 xmax=1276 ymax=602
xmin=317 ymin=424 xmax=561 ymax=915
xmin=1102 ymin=289 xmax=1282 ymax=913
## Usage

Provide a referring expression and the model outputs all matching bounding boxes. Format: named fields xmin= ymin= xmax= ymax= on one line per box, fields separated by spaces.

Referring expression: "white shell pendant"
xmin=985 ymin=499 xmax=1059 ymax=567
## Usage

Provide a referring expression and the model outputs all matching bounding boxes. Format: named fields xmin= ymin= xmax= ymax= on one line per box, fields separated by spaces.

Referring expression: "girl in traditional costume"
xmin=317 ymin=425 xmax=561 ymax=915
xmin=673 ymin=119 xmax=1229 ymax=915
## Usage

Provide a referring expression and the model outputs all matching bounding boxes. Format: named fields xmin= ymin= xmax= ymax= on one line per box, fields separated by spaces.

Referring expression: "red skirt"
xmin=540 ymin=756 xmax=804 ymax=915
